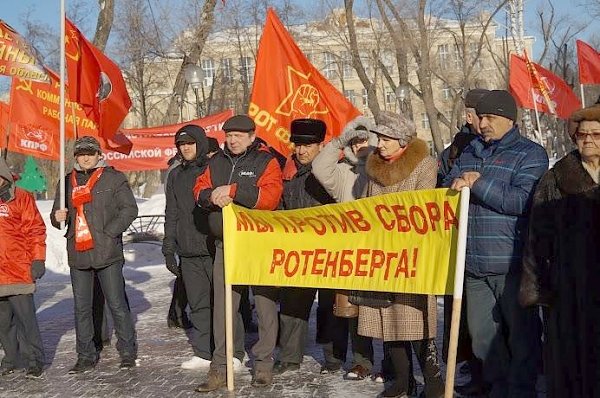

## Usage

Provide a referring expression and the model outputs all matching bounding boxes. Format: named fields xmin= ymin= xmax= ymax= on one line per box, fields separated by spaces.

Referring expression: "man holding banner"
xmin=445 ymin=90 xmax=548 ymax=397
xmin=193 ymin=115 xmax=283 ymax=391
xmin=276 ymin=118 xmax=347 ymax=375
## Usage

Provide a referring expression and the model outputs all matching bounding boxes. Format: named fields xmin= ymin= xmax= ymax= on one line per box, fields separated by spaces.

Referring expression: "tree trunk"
xmin=162 ymin=0 xmax=218 ymax=124
xmin=92 ymin=0 xmax=115 ymax=51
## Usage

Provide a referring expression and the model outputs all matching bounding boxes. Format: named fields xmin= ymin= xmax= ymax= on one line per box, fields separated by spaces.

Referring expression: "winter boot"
xmin=195 ymin=368 xmax=226 ymax=392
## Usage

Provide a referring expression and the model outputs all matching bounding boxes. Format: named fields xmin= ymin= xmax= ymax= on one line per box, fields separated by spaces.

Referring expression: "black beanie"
xmin=476 ymin=90 xmax=518 ymax=122
xmin=464 ymin=89 xmax=490 ymax=108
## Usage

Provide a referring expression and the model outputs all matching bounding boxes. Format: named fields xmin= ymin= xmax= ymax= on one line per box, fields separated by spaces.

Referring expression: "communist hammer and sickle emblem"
xmin=65 ymin=28 xmax=80 ymax=62
xmin=275 ymin=66 xmax=329 ymax=118
xmin=15 ymin=79 xmax=34 ymax=95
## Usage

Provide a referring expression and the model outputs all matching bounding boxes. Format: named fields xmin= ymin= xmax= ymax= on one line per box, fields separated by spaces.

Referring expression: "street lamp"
xmin=184 ymin=64 xmax=203 ymax=118
xmin=395 ymin=83 xmax=410 ymax=115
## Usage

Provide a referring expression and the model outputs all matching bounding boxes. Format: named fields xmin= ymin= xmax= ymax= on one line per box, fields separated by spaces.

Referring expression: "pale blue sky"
xmin=1 ymin=0 xmax=597 ymax=59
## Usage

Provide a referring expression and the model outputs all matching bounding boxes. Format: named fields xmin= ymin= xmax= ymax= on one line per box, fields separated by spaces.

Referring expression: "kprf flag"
xmin=509 ymin=54 xmax=581 ymax=119
xmin=0 ymin=20 xmax=49 ymax=82
xmin=249 ymin=8 xmax=361 ymax=156
xmin=8 ymin=70 xmax=95 ymax=160
xmin=64 ymin=18 xmax=132 ymax=140
xmin=576 ymin=40 xmax=600 ymax=85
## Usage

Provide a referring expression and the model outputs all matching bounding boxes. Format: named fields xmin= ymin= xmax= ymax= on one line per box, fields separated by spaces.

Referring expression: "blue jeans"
xmin=70 ymin=263 xmax=137 ymax=362
xmin=465 ymin=273 xmax=541 ymax=398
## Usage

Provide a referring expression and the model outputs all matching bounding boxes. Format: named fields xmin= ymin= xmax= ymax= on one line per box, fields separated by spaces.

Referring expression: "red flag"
xmin=249 ymin=9 xmax=361 ymax=156
xmin=523 ymin=50 xmax=556 ymax=115
xmin=0 ymin=102 xmax=8 ymax=148
xmin=576 ymin=40 xmax=600 ymax=85
xmin=64 ymin=18 xmax=132 ymax=140
xmin=0 ymin=20 xmax=49 ymax=82
xmin=509 ymin=54 xmax=581 ymax=119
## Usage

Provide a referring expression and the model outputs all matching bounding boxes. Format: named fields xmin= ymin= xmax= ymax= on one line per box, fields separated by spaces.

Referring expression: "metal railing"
xmin=125 ymin=215 xmax=165 ymax=243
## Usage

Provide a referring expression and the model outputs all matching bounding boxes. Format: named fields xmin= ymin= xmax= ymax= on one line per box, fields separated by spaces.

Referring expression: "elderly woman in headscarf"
xmin=358 ymin=111 xmax=444 ymax=398
xmin=519 ymin=104 xmax=600 ymax=398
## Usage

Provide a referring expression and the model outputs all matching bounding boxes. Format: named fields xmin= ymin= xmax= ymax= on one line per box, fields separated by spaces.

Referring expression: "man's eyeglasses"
xmin=575 ymin=131 xmax=600 ymax=141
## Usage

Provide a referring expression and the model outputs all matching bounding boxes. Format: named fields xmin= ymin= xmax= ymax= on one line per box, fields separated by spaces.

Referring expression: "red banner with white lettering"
xmin=103 ymin=110 xmax=233 ymax=171
xmin=8 ymin=74 xmax=95 ymax=160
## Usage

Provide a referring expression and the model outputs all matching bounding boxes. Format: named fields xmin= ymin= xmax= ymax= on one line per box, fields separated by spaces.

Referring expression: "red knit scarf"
xmin=71 ymin=168 xmax=104 ymax=251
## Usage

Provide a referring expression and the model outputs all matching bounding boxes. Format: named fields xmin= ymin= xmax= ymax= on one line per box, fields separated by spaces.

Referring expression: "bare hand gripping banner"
xmin=223 ymin=188 xmax=461 ymax=295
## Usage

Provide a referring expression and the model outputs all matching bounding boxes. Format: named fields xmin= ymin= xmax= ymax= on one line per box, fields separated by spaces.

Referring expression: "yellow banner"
xmin=223 ymin=188 xmax=461 ymax=295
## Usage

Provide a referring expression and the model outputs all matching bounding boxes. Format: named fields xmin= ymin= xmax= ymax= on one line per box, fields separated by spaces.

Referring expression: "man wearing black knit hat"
xmin=443 ymin=90 xmax=547 ymax=397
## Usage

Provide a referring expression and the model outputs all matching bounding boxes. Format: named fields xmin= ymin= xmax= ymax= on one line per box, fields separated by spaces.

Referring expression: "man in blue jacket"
xmin=444 ymin=90 xmax=548 ymax=398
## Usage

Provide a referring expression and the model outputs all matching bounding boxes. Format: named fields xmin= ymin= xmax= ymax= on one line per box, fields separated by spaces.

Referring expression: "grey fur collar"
xmin=365 ymin=138 xmax=430 ymax=187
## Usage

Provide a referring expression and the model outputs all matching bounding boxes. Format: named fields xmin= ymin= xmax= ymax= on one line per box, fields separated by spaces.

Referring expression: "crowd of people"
xmin=0 ymin=88 xmax=598 ymax=398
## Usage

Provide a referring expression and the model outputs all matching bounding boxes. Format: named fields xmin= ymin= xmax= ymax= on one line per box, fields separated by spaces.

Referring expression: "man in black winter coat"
xmin=275 ymin=119 xmax=345 ymax=376
xmin=51 ymin=136 xmax=138 ymax=373
xmin=162 ymin=125 xmax=215 ymax=370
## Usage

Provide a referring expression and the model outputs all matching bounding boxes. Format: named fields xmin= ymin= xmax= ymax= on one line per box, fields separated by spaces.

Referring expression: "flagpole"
xmin=59 ymin=0 xmax=66 ymax=228
xmin=580 ymin=84 xmax=586 ymax=108
xmin=530 ymin=88 xmax=543 ymax=145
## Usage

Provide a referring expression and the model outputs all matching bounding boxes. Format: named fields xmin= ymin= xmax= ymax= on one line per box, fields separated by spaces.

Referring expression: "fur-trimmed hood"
xmin=365 ymin=138 xmax=430 ymax=187
xmin=341 ymin=116 xmax=378 ymax=165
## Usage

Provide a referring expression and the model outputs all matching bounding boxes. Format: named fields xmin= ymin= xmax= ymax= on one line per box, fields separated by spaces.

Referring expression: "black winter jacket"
xmin=51 ymin=162 xmax=138 ymax=269
xmin=282 ymin=157 xmax=334 ymax=210
xmin=163 ymin=131 xmax=212 ymax=258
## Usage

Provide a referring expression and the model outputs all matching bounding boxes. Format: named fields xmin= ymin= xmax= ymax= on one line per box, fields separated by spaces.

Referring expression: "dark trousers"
xmin=465 ymin=273 xmax=541 ymax=398
xmin=316 ymin=289 xmax=349 ymax=365
xmin=70 ymin=263 xmax=137 ymax=362
xmin=180 ymin=255 xmax=213 ymax=360
xmin=168 ymin=275 xmax=188 ymax=323
xmin=0 ymin=294 xmax=45 ymax=369
xmin=388 ymin=339 xmax=444 ymax=397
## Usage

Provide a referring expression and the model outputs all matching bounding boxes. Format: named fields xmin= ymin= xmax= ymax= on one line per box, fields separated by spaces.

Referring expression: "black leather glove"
xmin=31 ymin=260 xmax=46 ymax=280
xmin=165 ymin=254 xmax=181 ymax=278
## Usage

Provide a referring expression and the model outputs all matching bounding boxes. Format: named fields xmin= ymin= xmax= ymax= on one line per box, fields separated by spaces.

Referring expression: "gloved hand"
xmin=165 ymin=254 xmax=181 ymax=278
xmin=31 ymin=260 xmax=46 ymax=280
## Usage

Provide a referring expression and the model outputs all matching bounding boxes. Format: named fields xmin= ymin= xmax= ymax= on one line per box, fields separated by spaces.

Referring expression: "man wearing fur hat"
xmin=444 ymin=90 xmax=548 ymax=397
xmin=163 ymin=125 xmax=215 ymax=370
xmin=193 ymin=115 xmax=283 ymax=391
xmin=51 ymin=136 xmax=138 ymax=373
xmin=0 ymin=157 xmax=46 ymax=379
xmin=275 ymin=118 xmax=346 ymax=376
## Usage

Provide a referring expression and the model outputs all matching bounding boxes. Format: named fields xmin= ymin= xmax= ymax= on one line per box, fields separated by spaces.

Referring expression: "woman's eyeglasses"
xmin=575 ymin=131 xmax=600 ymax=141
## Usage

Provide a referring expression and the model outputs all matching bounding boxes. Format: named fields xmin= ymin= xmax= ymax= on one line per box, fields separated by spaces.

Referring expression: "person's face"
xmin=465 ymin=108 xmax=482 ymax=134
xmin=226 ymin=131 xmax=254 ymax=155
xmin=478 ymin=114 xmax=513 ymax=142
xmin=294 ymin=142 xmax=323 ymax=165
xmin=377 ymin=135 xmax=402 ymax=157
xmin=178 ymin=141 xmax=197 ymax=161
xmin=575 ymin=120 xmax=600 ymax=161
xmin=75 ymin=152 xmax=102 ymax=170
xmin=351 ymin=138 xmax=369 ymax=156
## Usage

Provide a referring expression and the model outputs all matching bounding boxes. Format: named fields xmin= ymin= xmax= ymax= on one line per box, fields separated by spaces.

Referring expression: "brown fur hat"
xmin=568 ymin=104 xmax=600 ymax=140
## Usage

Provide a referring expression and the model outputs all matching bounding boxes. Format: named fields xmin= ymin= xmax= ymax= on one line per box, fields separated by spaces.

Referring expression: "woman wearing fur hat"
xmin=519 ymin=104 xmax=600 ymax=398
xmin=358 ymin=111 xmax=444 ymax=398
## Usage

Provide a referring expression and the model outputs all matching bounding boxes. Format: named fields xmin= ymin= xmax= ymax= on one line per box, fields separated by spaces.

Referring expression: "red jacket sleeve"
xmin=193 ymin=165 xmax=215 ymax=208
xmin=19 ymin=190 xmax=47 ymax=261
xmin=254 ymin=158 xmax=283 ymax=210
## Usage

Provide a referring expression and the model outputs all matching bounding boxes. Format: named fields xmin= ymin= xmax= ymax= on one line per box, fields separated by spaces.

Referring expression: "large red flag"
xmin=249 ymin=9 xmax=361 ymax=156
xmin=64 ymin=18 xmax=132 ymax=140
xmin=509 ymin=54 xmax=581 ymax=119
xmin=576 ymin=40 xmax=600 ymax=85
xmin=0 ymin=20 xmax=49 ymax=82
xmin=0 ymin=102 xmax=8 ymax=148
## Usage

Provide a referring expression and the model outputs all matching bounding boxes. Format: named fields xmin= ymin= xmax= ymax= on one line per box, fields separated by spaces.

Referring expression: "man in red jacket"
xmin=0 ymin=158 xmax=46 ymax=379
xmin=193 ymin=115 xmax=283 ymax=392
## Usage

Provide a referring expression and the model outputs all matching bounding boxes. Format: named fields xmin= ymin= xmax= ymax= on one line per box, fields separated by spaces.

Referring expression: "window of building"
xmin=341 ymin=51 xmax=353 ymax=79
xmin=385 ymin=90 xmax=396 ymax=106
xmin=442 ymin=85 xmax=452 ymax=100
xmin=453 ymin=44 xmax=462 ymax=69
xmin=240 ymin=56 xmax=254 ymax=84
xmin=323 ymin=52 xmax=337 ymax=79
xmin=344 ymin=89 xmax=355 ymax=105
xmin=221 ymin=58 xmax=233 ymax=82
xmin=362 ymin=88 xmax=368 ymax=106
xmin=201 ymin=58 xmax=215 ymax=86
xmin=438 ymin=44 xmax=449 ymax=69
xmin=421 ymin=113 xmax=430 ymax=130
xmin=469 ymin=42 xmax=483 ymax=69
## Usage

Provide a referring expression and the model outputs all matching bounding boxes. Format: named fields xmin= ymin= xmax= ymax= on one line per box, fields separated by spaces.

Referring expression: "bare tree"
xmin=92 ymin=0 xmax=115 ymax=50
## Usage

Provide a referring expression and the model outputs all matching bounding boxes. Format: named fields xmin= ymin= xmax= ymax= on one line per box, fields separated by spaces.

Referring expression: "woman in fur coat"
xmin=519 ymin=104 xmax=600 ymax=398
xmin=358 ymin=111 xmax=444 ymax=398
